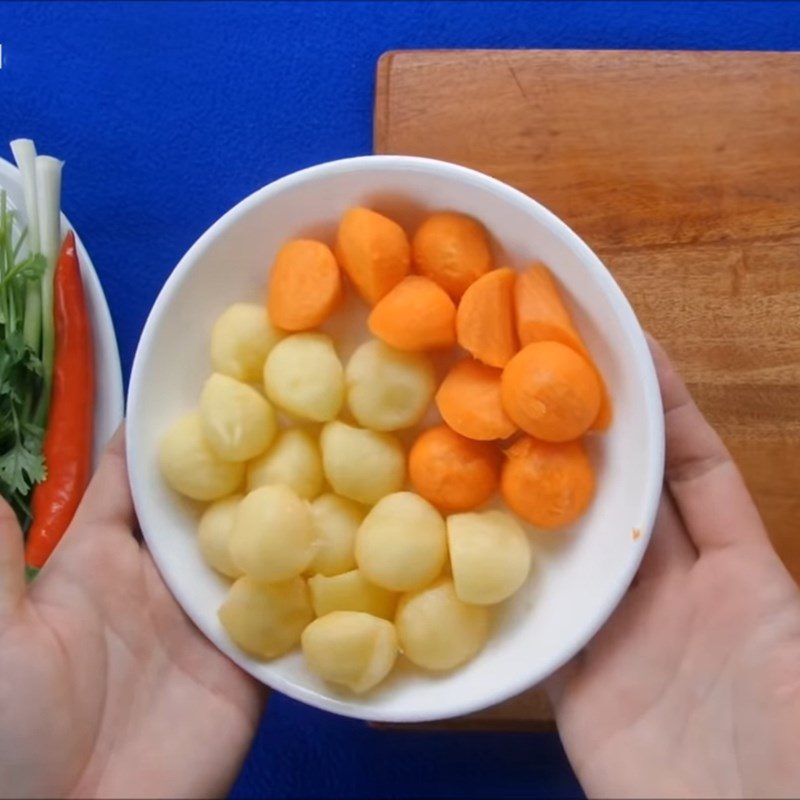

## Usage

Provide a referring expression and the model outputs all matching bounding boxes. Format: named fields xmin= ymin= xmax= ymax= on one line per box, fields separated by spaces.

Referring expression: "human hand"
xmin=548 ymin=337 xmax=800 ymax=799
xmin=0 ymin=429 xmax=266 ymax=799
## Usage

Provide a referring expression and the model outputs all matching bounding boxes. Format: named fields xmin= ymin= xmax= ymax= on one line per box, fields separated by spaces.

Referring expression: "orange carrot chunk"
xmin=515 ymin=263 xmax=612 ymax=431
xmin=456 ymin=267 xmax=518 ymax=368
xmin=590 ymin=389 xmax=613 ymax=432
xmin=412 ymin=212 xmax=492 ymax=299
xmin=501 ymin=436 xmax=595 ymax=529
xmin=368 ymin=275 xmax=456 ymax=351
xmin=409 ymin=425 xmax=500 ymax=513
xmin=267 ymin=239 xmax=343 ymax=331
xmin=514 ymin=263 xmax=586 ymax=353
xmin=501 ymin=341 xmax=600 ymax=442
xmin=435 ymin=358 xmax=516 ymax=441
xmin=335 ymin=207 xmax=410 ymax=305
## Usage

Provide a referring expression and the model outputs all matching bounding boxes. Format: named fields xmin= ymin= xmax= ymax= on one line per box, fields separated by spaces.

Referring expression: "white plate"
xmin=0 ymin=158 xmax=124 ymax=463
xmin=127 ymin=155 xmax=664 ymax=723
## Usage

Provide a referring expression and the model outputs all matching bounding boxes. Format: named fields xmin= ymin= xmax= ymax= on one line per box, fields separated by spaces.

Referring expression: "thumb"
xmin=544 ymin=651 xmax=582 ymax=711
xmin=647 ymin=334 xmax=767 ymax=552
xmin=0 ymin=497 xmax=25 ymax=618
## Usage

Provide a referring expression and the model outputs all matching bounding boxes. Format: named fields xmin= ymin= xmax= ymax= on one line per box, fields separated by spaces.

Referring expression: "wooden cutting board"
xmin=373 ymin=49 xmax=800 ymax=728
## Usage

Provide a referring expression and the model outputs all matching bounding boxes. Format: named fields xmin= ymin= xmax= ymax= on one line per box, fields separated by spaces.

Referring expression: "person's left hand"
xmin=0 ymin=429 xmax=266 ymax=799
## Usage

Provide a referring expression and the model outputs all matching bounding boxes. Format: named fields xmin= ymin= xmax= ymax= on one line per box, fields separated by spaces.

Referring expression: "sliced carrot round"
xmin=501 ymin=341 xmax=600 ymax=442
xmin=501 ymin=436 xmax=595 ymax=529
xmin=335 ymin=207 xmax=410 ymax=305
xmin=368 ymin=275 xmax=456 ymax=351
xmin=412 ymin=212 xmax=492 ymax=299
xmin=436 ymin=358 xmax=516 ymax=441
xmin=409 ymin=425 xmax=500 ymax=513
xmin=456 ymin=267 xmax=518 ymax=368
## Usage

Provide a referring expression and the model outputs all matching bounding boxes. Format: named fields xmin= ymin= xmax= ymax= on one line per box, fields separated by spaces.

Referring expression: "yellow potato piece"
xmin=159 ymin=411 xmax=244 ymax=501
xmin=345 ymin=339 xmax=435 ymax=431
xmin=230 ymin=485 xmax=316 ymax=582
xmin=197 ymin=495 xmax=244 ymax=578
xmin=200 ymin=373 xmax=277 ymax=462
xmin=356 ymin=492 xmax=447 ymax=592
xmin=246 ymin=428 xmax=324 ymax=500
xmin=219 ymin=575 xmax=313 ymax=660
xmin=301 ymin=611 xmax=399 ymax=693
xmin=263 ymin=333 xmax=344 ymax=422
xmin=211 ymin=303 xmax=282 ymax=383
xmin=320 ymin=421 xmax=405 ymax=505
xmin=395 ymin=577 xmax=489 ymax=671
xmin=447 ymin=510 xmax=532 ymax=605
xmin=307 ymin=493 xmax=366 ymax=576
xmin=308 ymin=570 xmax=398 ymax=620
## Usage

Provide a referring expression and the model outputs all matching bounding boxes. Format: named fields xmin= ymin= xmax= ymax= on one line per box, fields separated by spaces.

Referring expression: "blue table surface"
xmin=3 ymin=2 xmax=798 ymax=797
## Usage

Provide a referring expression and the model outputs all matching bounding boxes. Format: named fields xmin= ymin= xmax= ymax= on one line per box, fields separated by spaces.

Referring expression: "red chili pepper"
xmin=25 ymin=231 xmax=94 ymax=570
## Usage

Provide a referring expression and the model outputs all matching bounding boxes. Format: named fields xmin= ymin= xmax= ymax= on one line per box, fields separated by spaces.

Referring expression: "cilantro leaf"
xmin=0 ymin=436 xmax=44 ymax=496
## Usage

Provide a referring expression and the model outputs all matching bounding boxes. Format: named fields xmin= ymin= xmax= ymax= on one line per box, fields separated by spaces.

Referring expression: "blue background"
xmin=2 ymin=2 xmax=798 ymax=797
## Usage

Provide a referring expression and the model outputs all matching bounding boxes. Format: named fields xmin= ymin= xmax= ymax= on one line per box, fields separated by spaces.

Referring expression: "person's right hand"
xmin=0 ymin=430 xmax=265 ymax=799
xmin=548 ymin=337 xmax=800 ymax=799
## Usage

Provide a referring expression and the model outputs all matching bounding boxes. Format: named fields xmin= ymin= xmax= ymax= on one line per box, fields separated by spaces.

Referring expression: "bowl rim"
xmin=127 ymin=154 xmax=664 ymax=722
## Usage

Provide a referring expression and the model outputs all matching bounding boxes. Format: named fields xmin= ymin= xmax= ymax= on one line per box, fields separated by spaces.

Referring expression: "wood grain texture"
xmin=374 ymin=49 xmax=800 ymax=727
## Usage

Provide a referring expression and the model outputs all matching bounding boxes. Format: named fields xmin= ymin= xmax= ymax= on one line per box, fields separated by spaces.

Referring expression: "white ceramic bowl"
xmin=0 ymin=159 xmax=124 ymax=463
xmin=127 ymin=156 xmax=664 ymax=722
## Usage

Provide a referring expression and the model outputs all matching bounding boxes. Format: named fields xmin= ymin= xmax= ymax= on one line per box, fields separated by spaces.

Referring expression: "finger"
xmin=69 ymin=425 xmax=136 ymax=535
xmin=0 ymin=497 xmax=25 ymax=616
xmin=637 ymin=490 xmax=697 ymax=581
xmin=648 ymin=335 xmax=767 ymax=551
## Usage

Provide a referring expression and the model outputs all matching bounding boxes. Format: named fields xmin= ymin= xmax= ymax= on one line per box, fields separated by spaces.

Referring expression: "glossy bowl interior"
xmin=127 ymin=155 xmax=663 ymax=722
